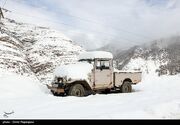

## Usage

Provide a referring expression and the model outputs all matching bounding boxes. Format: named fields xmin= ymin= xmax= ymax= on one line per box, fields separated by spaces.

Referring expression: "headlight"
xmin=56 ymin=77 xmax=67 ymax=83
xmin=59 ymin=79 xmax=63 ymax=83
xmin=57 ymin=77 xmax=63 ymax=83
xmin=68 ymin=78 xmax=72 ymax=81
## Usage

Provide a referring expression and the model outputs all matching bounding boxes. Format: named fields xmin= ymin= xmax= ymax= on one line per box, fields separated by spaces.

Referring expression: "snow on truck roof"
xmin=78 ymin=51 xmax=113 ymax=60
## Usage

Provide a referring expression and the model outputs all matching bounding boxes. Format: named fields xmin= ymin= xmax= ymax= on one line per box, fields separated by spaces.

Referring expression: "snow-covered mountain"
xmin=0 ymin=29 xmax=36 ymax=79
xmin=95 ymin=43 xmax=123 ymax=55
xmin=113 ymin=36 xmax=180 ymax=76
xmin=0 ymin=18 xmax=84 ymax=83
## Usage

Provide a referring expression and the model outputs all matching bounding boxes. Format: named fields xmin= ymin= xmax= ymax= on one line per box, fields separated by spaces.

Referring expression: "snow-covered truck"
xmin=47 ymin=51 xmax=142 ymax=96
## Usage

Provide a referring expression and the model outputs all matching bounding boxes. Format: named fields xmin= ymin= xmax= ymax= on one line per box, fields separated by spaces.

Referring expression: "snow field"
xmin=0 ymin=73 xmax=180 ymax=119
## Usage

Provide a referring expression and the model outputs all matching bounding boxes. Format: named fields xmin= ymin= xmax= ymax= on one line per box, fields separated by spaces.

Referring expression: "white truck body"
xmin=47 ymin=51 xmax=142 ymax=96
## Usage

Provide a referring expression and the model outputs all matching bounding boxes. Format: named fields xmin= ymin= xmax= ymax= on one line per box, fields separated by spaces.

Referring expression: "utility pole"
xmin=0 ymin=7 xmax=4 ymax=20
xmin=0 ymin=0 xmax=8 ymax=33
xmin=0 ymin=7 xmax=11 ymax=33
xmin=0 ymin=7 xmax=4 ymax=33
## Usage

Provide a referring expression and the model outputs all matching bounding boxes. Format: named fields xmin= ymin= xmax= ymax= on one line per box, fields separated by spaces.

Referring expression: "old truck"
xmin=47 ymin=51 xmax=142 ymax=96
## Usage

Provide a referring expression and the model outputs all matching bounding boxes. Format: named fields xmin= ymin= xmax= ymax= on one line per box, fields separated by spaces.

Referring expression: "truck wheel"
xmin=120 ymin=81 xmax=132 ymax=93
xmin=68 ymin=84 xmax=85 ymax=97
xmin=51 ymin=91 xmax=58 ymax=96
xmin=102 ymin=89 xmax=111 ymax=94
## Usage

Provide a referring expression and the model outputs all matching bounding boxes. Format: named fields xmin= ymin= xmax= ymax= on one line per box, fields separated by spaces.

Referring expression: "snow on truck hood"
xmin=54 ymin=62 xmax=93 ymax=80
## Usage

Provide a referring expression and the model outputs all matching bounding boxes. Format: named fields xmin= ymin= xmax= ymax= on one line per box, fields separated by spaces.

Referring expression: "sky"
xmin=1 ymin=0 xmax=180 ymax=50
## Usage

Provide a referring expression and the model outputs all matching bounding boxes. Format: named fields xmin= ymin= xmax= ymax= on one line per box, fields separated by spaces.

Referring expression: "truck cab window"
xmin=96 ymin=60 xmax=110 ymax=70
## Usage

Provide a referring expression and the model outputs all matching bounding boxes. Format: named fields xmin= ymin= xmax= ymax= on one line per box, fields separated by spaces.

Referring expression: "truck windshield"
xmin=78 ymin=59 xmax=94 ymax=64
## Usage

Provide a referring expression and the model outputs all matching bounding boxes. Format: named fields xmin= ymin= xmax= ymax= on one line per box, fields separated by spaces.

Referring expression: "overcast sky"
xmin=1 ymin=0 xmax=180 ymax=49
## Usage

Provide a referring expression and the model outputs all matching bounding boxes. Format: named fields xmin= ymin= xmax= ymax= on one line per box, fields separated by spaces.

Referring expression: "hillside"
xmin=99 ymin=36 xmax=180 ymax=76
xmin=0 ymin=18 xmax=84 ymax=83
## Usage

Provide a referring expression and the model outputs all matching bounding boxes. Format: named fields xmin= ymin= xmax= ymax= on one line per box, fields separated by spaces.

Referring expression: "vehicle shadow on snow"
xmin=49 ymin=89 xmax=142 ymax=97
xmin=97 ymin=89 xmax=141 ymax=95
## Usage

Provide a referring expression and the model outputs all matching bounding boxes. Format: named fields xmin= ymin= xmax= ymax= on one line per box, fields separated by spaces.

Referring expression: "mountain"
xmin=95 ymin=43 xmax=123 ymax=55
xmin=113 ymin=36 xmax=180 ymax=76
xmin=0 ymin=18 xmax=84 ymax=83
xmin=0 ymin=27 xmax=36 ymax=79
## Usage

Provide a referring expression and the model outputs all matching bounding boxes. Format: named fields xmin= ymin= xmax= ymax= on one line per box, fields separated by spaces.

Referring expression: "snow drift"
xmin=0 ymin=73 xmax=180 ymax=119
xmin=0 ymin=73 xmax=43 ymax=98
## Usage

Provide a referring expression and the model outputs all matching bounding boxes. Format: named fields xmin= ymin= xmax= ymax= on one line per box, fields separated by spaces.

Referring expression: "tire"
xmin=102 ymin=89 xmax=111 ymax=94
xmin=51 ymin=90 xmax=59 ymax=96
xmin=120 ymin=81 xmax=132 ymax=93
xmin=68 ymin=84 xmax=85 ymax=97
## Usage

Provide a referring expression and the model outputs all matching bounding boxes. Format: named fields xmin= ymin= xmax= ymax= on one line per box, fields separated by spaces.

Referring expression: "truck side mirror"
xmin=100 ymin=66 xmax=103 ymax=71
xmin=100 ymin=65 xmax=106 ymax=71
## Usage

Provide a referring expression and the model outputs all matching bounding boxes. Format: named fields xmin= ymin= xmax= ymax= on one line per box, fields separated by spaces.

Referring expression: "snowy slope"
xmin=0 ymin=29 xmax=37 ymax=80
xmin=0 ymin=73 xmax=180 ymax=119
xmin=0 ymin=18 xmax=84 ymax=83
xmin=114 ymin=37 xmax=180 ymax=76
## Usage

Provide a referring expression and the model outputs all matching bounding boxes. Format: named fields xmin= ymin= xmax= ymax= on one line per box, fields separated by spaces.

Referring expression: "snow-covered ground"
xmin=0 ymin=72 xmax=180 ymax=119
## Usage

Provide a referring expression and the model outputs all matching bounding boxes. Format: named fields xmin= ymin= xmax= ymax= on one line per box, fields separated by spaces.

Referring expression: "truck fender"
xmin=123 ymin=78 xmax=132 ymax=84
xmin=68 ymin=80 xmax=92 ymax=91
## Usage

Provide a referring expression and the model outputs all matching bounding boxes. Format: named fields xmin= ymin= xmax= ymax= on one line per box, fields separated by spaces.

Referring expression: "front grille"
xmin=53 ymin=82 xmax=65 ymax=88
xmin=58 ymin=83 xmax=64 ymax=88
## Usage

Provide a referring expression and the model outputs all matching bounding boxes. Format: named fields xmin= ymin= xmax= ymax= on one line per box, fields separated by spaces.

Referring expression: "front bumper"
xmin=46 ymin=84 xmax=65 ymax=94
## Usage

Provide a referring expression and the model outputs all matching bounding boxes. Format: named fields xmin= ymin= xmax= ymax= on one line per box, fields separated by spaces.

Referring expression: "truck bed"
xmin=113 ymin=70 xmax=142 ymax=87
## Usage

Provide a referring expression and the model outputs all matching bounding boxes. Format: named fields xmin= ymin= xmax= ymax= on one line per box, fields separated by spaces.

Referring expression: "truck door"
xmin=94 ymin=59 xmax=112 ymax=89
